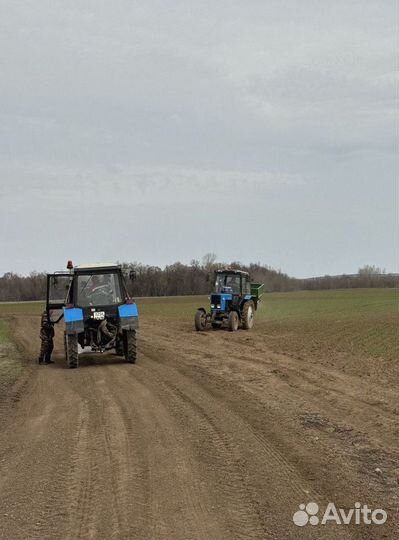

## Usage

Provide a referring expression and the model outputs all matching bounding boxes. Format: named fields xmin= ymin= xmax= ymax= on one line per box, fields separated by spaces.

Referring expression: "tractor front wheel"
xmin=65 ymin=333 xmax=78 ymax=369
xmin=195 ymin=310 xmax=207 ymax=331
xmin=228 ymin=311 xmax=239 ymax=332
xmin=123 ymin=329 xmax=137 ymax=364
xmin=241 ymin=300 xmax=255 ymax=330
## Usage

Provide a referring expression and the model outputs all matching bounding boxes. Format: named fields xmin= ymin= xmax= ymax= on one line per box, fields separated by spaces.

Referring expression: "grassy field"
xmin=0 ymin=288 xmax=397 ymax=362
xmin=0 ymin=319 xmax=23 ymax=396
xmin=132 ymin=289 xmax=399 ymax=362
xmin=258 ymin=288 xmax=399 ymax=362
xmin=0 ymin=319 xmax=8 ymax=342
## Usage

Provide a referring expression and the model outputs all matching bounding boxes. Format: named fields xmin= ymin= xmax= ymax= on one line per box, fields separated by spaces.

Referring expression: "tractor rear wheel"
xmin=241 ymin=300 xmax=255 ymax=330
xmin=195 ymin=310 xmax=207 ymax=331
xmin=123 ymin=329 xmax=137 ymax=364
xmin=115 ymin=336 xmax=124 ymax=356
xmin=228 ymin=311 xmax=239 ymax=332
xmin=65 ymin=333 xmax=78 ymax=369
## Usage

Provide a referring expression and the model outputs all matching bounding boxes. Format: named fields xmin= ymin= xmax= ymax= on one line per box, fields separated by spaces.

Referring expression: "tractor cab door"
xmin=46 ymin=273 xmax=73 ymax=322
xmin=243 ymin=275 xmax=251 ymax=295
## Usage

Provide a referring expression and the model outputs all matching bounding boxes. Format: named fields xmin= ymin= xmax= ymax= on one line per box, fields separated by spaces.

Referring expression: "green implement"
xmin=250 ymin=283 xmax=264 ymax=302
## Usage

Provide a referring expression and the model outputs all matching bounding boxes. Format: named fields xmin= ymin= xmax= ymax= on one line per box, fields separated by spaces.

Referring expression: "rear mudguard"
xmin=64 ymin=307 xmax=84 ymax=335
xmin=118 ymin=304 xmax=139 ymax=330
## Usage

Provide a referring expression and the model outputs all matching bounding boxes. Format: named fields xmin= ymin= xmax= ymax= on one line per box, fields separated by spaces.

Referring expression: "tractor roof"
xmin=74 ymin=263 xmax=121 ymax=273
xmin=216 ymin=268 xmax=249 ymax=276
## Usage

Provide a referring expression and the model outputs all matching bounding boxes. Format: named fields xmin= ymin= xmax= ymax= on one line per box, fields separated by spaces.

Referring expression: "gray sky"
xmin=0 ymin=0 xmax=397 ymax=277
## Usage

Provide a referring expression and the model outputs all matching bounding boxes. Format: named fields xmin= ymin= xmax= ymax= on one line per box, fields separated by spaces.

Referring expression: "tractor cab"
xmin=70 ymin=264 xmax=129 ymax=319
xmin=210 ymin=270 xmax=251 ymax=316
xmin=75 ymin=272 xmax=122 ymax=308
xmin=214 ymin=270 xmax=250 ymax=295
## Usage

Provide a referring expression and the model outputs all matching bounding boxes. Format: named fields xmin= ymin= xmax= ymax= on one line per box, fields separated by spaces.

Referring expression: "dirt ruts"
xmin=0 ymin=315 xmax=397 ymax=539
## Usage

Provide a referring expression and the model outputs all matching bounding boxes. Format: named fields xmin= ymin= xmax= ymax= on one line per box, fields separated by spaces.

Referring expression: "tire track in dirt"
xmin=0 ymin=370 xmax=78 ymax=539
xmin=63 ymin=368 xmax=135 ymax=540
xmin=0 ymin=314 xmax=397 ymax=539
xmin=209 ymin=347 xmax=399 ymax=449
xmin=104 ymin=364 xmax=229 ymax=540
xmin=140 ymin=320 xmax=398 ymax=539
xmin=138 ymin=348 xmax=364 ymax=540
xmin=143 ymin=318 xmax=399 ymax=450
xmin=64 ymin=383 xmax=100 ymax=540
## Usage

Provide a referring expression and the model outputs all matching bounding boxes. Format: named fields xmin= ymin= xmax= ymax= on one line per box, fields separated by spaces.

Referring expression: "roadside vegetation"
xmin=0 ymin=256 xmax=397 ymax=301
xmin=0 ymin=319 xmax=23 ymax=397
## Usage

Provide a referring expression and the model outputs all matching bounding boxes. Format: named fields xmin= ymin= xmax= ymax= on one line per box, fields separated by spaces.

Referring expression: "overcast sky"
xmin=0 ymin=0 xmax=397 ymax=277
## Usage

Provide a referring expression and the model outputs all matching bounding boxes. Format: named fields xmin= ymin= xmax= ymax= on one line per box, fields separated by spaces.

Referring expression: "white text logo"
xmin=293 ymin=502 xmax=387 ymax=527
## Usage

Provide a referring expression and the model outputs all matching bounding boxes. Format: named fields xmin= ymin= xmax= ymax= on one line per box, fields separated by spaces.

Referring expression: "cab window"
xmin=76 ymin=273 xmax=122 ymax=306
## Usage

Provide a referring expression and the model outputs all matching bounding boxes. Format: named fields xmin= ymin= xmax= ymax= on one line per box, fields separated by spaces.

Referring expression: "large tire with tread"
xmin=123 ymin=329 xmax=137 ymax=364
xmin=241 ymin=300 xmax=255 ymax=330
xmin=195 ymin=310 xmax=206 ymax=331
xmin=228 ymin=311 xmax=239 ymax=332
xmin=115 ymin=336 xmax=124 ymax=356
xmin=66 ymin=333 xmax=78 ymax=369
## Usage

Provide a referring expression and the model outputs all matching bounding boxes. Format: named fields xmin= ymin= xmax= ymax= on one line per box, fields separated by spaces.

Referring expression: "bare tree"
xmin=201 ymin=253 xmax=217 ymax=271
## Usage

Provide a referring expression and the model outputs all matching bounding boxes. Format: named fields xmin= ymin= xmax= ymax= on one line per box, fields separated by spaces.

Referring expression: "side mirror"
xmin=129 ymin=270 xmax=137 ymax=281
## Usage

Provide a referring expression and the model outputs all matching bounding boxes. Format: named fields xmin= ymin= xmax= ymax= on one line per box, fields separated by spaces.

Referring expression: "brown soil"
xmin=0 ymin=315 xmax=397 ymax=539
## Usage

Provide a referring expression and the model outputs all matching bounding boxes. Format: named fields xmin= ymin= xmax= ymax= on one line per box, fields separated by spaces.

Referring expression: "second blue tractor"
xmin=195 ymin=269 xmax=264 ymax=332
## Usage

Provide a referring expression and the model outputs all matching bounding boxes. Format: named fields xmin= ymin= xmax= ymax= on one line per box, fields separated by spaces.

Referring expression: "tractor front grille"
xmin=211 ymin=294 xmax=221 ymax=309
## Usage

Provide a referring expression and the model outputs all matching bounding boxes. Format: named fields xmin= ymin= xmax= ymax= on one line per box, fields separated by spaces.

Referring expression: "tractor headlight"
xmin=211 ymin=304 xmax=215 ymax=308
xmin=217 ymin=304 xmax=221 ymax=309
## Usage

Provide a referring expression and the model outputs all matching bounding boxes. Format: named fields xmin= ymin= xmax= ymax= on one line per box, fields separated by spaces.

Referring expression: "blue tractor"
xmin=46 ymin=262 xmax=139 ymax=368
xmin=194 ymin=269 xmax=264 ymax=332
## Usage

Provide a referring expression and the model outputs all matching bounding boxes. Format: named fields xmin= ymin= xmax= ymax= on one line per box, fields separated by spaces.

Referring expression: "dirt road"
xmin=0 ymin=315 xmax=397 ymax=539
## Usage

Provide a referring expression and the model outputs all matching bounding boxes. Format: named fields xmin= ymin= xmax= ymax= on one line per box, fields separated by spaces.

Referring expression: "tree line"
xmin=0 ymin=259 xmax=397 ymax=302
